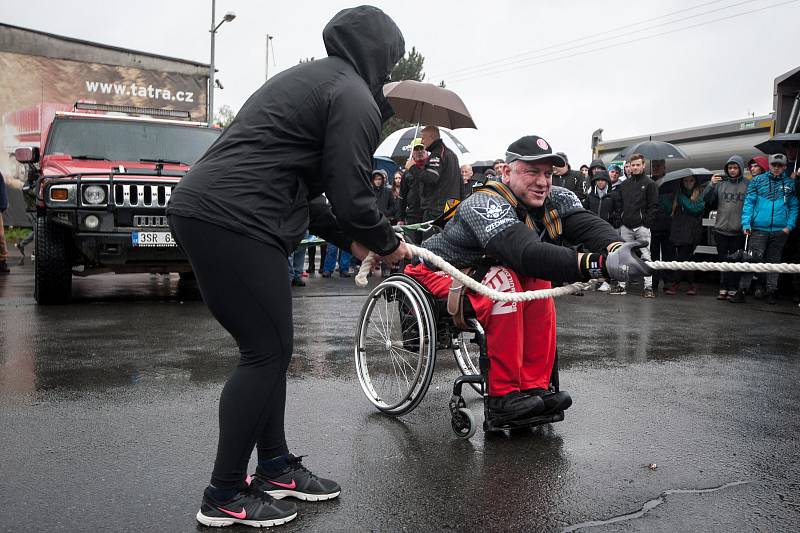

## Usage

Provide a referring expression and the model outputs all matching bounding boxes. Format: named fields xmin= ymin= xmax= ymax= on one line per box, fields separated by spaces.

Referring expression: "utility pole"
xmin=265 ymin=34 xmax=273 ymax=81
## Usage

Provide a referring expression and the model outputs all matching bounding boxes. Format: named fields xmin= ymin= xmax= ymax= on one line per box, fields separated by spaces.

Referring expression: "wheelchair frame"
xmin=354 ymin=273 xmax=565 ymax=438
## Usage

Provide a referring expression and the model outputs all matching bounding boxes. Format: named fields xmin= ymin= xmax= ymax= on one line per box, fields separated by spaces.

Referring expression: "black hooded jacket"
xmin=582 ymin=170 xmax=617 ymax=223
xmin=420 ymin=137 xmax=460 ymax=220
xmin=167 ymin=6 xmax=405 ymax=256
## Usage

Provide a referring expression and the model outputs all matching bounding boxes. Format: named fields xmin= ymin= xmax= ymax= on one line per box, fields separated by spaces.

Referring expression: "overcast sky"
xmin=4 ymin=0 xmax=799 ymax=165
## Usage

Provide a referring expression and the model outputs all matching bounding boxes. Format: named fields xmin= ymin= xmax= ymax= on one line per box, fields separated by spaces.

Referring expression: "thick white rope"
xmin=355 ymin=244 xmax=800 ymax=302
xmin=646 ymin=261 xmax=800 ymax=273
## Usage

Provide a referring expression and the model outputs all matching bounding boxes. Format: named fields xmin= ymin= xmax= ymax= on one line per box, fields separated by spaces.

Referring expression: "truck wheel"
xmin=34 ymin=215 xmax=73 ymax=304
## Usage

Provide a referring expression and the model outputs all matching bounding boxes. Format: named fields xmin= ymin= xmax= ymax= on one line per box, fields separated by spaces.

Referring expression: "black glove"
xmin=605 ymin=241 xmax=652 ymax=282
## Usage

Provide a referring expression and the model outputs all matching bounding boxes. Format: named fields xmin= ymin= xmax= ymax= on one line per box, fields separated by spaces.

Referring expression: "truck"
xmin=15 ymin=103 xmax=221 ymax=304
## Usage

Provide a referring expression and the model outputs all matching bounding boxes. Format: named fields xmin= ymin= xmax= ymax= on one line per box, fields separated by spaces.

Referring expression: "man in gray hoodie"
xmin=702 ymin=155 xmax=748 ymax=301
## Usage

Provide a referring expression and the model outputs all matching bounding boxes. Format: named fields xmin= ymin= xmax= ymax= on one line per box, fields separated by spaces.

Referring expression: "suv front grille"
xmin=114 ymin=184 xmax=173 ymax=208
xmin=134 ymin=215 xmax=169 ymax=228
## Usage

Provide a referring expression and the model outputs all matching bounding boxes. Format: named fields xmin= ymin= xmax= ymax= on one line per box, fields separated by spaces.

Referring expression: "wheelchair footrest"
xmin=483 ymin=411 xmax=565 ymax=433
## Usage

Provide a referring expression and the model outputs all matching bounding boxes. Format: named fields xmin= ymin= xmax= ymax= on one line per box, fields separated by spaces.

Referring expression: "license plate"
xmin=131 ymin=231 xmax=177 ymax=247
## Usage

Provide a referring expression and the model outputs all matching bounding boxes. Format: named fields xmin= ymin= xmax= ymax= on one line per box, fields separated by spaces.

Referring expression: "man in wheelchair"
xmin=405 ymin=135 xmax=650 ymax=424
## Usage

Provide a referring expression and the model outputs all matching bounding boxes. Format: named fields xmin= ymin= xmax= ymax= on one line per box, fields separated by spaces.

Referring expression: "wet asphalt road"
xmin=1 ymin=255 xmax=799 ymax=532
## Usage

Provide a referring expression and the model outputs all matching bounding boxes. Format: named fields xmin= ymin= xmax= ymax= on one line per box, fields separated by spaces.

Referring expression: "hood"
xmin=748 ymin=155 xmax=769 ymax=173
xmin=41 ymin=155 xmax=188 ymax=177
xmin=724 ymin=154 xmax=745 ymax=180
xmin=371 ymin=168 xmax=388 ymax=187
xmin=323 ymin=6 xmax=405 ymax=120
xmin=591 ymin=169 xmax=610 ymax=183
xmin=589 ymin=158 xmax=606 ymax=173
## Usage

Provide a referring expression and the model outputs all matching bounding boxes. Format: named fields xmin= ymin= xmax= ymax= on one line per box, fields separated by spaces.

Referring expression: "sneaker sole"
xmin=196 ymin=510 xmax=297 ymax=528
xmin=266 ymin=489 xmax=341 ymax=501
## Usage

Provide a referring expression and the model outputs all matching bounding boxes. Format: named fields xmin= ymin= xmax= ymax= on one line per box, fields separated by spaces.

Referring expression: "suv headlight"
xmin=82 ymin=184 xmax=108 ymax=205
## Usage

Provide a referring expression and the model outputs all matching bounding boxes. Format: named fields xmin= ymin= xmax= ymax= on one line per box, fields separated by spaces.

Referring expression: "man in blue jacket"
xmin=740 ymin=153 xmax=798 ymax=304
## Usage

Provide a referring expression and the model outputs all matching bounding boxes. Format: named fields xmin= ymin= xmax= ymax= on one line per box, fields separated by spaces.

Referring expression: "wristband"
xmin=579 ymin=253 xmax=609 ymax=280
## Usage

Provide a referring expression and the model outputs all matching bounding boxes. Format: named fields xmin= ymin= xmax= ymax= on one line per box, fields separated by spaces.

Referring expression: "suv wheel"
xmin=34 ymin=215 xmax=73 ymax=304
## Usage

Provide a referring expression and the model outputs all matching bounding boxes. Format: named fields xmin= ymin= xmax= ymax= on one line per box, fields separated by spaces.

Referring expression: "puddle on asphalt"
xmin=561 ymin=481 xmax=748 ymax=532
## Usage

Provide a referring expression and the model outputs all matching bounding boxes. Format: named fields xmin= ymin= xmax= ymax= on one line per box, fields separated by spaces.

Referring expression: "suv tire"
xmin=34 ymin=215 xmax=73 ymax=304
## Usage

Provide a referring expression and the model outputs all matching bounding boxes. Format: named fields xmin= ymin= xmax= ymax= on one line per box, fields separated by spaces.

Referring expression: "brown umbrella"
xmin=383 ymin=80 xmax=477 ymax=129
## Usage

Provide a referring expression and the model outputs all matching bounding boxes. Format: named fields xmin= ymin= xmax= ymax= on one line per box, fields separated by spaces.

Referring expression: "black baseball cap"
xmin=505 ymin=135 xmax=566 ymax=166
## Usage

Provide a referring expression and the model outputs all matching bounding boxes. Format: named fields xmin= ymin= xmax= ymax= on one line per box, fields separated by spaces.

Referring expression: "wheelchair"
xmin=354 ymin=273 xmax=566 ymax=439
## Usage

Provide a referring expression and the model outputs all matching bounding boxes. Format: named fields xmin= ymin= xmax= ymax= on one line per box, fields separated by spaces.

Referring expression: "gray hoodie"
xmin=702 ymin=154 xmax=748 ymax=236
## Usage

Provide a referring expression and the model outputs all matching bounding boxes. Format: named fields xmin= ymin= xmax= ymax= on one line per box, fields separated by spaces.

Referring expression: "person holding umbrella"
xmin=419 ymin=125 xmax=461 ymax=221
xmin=668 ymin=174 xmax=705 ymax=295
xmin=703 ymin=156 xmax=748 ymax=301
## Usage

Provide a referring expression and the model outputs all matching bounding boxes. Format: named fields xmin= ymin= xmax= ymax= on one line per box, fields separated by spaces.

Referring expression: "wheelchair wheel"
xmin=451 ymin=407 xmax=476 ymax=439
xmin=355 ymin=276 xmax=437 ymax=416
xmin=453 ymin=331 xmax=481 ymax=393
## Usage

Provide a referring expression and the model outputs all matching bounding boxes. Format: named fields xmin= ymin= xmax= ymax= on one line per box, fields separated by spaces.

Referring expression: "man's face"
xmin=770 ymin=162 xmax=787 ymax=175
xmin=412 ymin=147 xmax=427 ymax=161
xmin=552 ymin=164 xmax=568 ymax=176
xmin=726 ymin=163 xmax=741 ymax=178
xmin=608 ymin=169 xmax=620 ymax=183
xmin=460 ymin=165 xmax=473 ymax=182
xmin=502 ymin=160 xmax=552 ymax=208
xmin=493 ymin=162 xmax=504 ymax=174
xmin=421 ymin=130 xmax=435 ymax=148
xmin=784 ymin=143 xmax=798 ymax=160
xmin=596 ymin=179 xmax=608 ymax=190
xmin=629 ymin=158 xmax=646 ymax=175
xmin=651 ymin=159 xmax=666 ymax=178
xmin=624 ymin=162 xmax=631 ymax=175
xmin=372 ymin=174 xmax=383 ymax=187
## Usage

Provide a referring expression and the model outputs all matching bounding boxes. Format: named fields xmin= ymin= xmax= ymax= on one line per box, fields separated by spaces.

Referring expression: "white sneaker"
xmin=597 ymin=281 xmax=611 ymax=292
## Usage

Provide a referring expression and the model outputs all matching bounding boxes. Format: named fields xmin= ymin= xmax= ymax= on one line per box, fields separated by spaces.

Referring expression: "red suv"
xmin=14 ymin=103 xmax=221 ymax=304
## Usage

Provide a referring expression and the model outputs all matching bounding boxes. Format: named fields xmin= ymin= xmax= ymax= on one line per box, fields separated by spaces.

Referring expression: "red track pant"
xmin=405 ymin=263 xmax=556 ymax=396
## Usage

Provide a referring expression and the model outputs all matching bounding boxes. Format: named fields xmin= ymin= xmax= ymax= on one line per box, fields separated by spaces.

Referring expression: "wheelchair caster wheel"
xmin=451 ymin=407 xmax=476 ymax=439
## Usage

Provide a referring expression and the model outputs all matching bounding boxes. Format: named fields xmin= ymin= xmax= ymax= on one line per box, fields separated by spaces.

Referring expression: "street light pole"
xmin=265 ymin=34 xmax=273 ymax=82
xmin=208 ymin=0 xmax=236 ymax=125
xmin=208 ymin=0 xmax=216 ymax=124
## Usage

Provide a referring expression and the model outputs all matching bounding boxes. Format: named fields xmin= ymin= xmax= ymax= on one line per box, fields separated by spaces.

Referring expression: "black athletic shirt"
xmin=167 ymin=6 xmax=405 ymax=256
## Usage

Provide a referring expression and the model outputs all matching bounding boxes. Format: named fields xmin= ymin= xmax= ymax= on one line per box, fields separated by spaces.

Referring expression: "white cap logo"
xmin=537 ymin=138 xmax=549 ymax=150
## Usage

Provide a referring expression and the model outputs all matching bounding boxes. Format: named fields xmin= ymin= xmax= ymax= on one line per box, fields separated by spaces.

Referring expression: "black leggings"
xmin=675 ymin=245 xmax=696 ymax=284
xmin=170 ymin=215 xmax=292 ymax=489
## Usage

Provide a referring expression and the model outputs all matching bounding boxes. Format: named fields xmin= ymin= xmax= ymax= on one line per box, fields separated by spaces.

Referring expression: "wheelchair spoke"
xmin=368 ymin=318 xmax=386 ymax=342
xmin=392 ymin=343 xmax=424 ymax=359
xmin=390 ymin=348 xmax=418 ymax=376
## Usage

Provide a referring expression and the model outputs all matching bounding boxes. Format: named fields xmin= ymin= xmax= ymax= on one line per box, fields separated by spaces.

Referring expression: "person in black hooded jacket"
xmin=582 ymin=170 xmax=617 ymax=222
xmin=371 ymin=169 xmax=392 ymax=216
xmin=167 ymin=7 xmax=412 ymax=528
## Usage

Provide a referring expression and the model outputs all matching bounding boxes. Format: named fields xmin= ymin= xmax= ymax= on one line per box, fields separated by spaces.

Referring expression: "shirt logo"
xmin=472 ymin=197 xmax=512 ymax=221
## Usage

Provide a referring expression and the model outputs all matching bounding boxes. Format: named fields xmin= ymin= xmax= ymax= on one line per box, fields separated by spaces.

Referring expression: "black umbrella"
xmin=754 ymin=132 xmax=800 ymax=155
xmin=613 ymin=140 xmax=689 ymax=161
xmin=374 ymin=126 xmax=469 ymax=163
xmin=655 ymin=168 xmax=713 ymax=195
